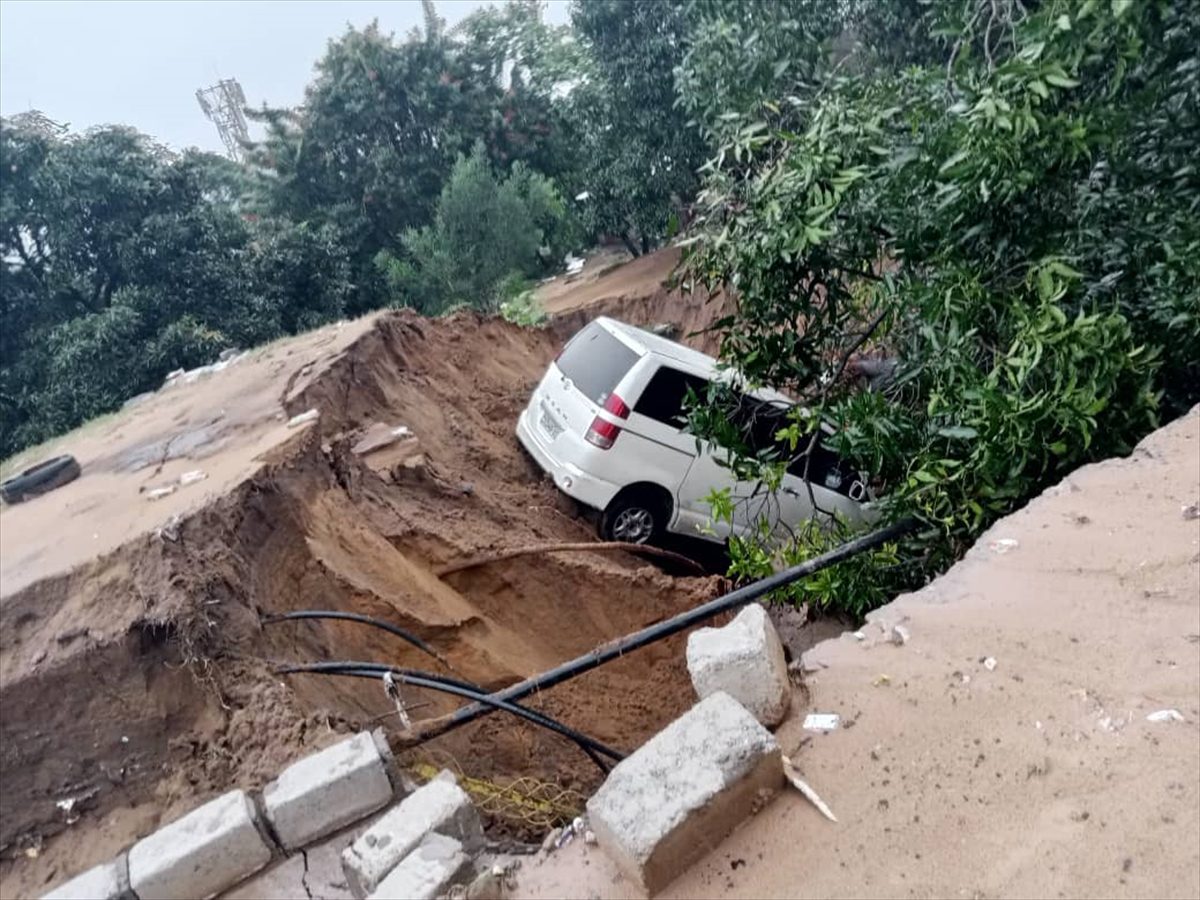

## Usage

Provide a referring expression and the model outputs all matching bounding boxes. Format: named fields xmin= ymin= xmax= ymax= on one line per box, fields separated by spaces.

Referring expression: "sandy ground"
xmin=0 ymin=316 xmax=379 ymax=599
xmin=516 ymin=407 xmax=1200 ymax=899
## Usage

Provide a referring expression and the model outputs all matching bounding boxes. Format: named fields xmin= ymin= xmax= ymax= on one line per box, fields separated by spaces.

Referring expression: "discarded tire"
xmin=0 ymin=455 xmax=81 ymax=504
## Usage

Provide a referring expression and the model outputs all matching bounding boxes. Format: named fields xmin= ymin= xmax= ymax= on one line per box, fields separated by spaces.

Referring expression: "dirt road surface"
xmin=517 ymin=407 xmax=1200 ymax=899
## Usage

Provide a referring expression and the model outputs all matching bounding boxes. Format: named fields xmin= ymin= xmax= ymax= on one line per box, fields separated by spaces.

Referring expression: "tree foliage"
xmin=0 ymin=122 xmax=349 ymax=456
xmin=683 ymin=0 xmax=1198 ymax=613
xmin=377 ymin=143 xmax=569 ymax=313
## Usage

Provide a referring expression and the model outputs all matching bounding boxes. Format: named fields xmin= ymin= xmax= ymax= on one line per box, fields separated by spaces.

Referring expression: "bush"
xmin=392 ymin=143 xmax=569 ymax=313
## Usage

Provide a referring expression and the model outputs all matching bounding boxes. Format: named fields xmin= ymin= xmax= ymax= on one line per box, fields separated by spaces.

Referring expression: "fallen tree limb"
xmin=434 ymin=541 xmax=706 ymax=576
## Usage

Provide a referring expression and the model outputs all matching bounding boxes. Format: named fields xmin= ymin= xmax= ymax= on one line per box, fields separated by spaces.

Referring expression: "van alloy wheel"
xmin=611 ymin=507 xmax=654 ymax=544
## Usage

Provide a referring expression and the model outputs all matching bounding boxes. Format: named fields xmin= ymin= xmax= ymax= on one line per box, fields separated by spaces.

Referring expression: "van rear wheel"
xmin=600 ymin=491 xmax=666 ymax=545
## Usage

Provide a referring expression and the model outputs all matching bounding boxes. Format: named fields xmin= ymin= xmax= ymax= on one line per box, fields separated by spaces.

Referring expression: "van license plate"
xmin=539 ymin=405 xmax=563 ymax=439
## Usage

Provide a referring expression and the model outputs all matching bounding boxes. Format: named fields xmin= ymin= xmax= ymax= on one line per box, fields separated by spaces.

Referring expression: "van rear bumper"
xmin=516 ymin=407 xmax=622 ymax=512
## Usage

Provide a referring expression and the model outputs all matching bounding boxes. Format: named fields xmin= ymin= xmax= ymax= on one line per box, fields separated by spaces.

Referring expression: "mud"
xmin=0 ymin=262 xmax=732 ymax=898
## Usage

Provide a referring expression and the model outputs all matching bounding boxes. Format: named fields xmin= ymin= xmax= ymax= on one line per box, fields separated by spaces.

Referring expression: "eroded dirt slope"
xmin=0 ymin=307 xmax=723 ymax=898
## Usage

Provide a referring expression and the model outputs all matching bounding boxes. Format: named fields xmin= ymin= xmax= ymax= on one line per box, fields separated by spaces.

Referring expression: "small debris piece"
xmin=540 ymin=827 xmax=562 ymax=853
xmin=463 ymin=865 xmax=505 ymax=900
xmin=988 ymin=538 xmax=1019 ymax=554
xmin=178 ymin=469 xmax=207 ymax=487
xmin=584 ymin=830 xmax=597 ymax=845
xmin=852 ymin=631 xmax=867 ymax=641
xmin=781 ymin=755 xmax=837 ymax=823
xmin=287 ymin=408 xmax=320 ymax=429
xmin=1182 ymin=504 xmax=1200 ymax=521
xmin=56 ymin=627 xmax=88 ymax=645
xmin=382 ymin=672 xmax=411 ymax=729
xmin=872 ymin=674 xmax=892 ymax=687
xmin=1146 ymin=709 xmax=1184 ymax=723
xmin=146 ymin=485 xmax=176 ymax=501
xmin=802 ymin=713 xmax=841 ymax=732
xmin=891 ymin=624 xmax=911 ymax=646
xmin=156 ymin=514 xmax=182 ymax=543
xmin=983 ymin=657 xmax=998 ymax=671
xmin=352 ymin=423 xmax=415 ymax=456
xmin=459 ymin=481 xmax=476 ymax=496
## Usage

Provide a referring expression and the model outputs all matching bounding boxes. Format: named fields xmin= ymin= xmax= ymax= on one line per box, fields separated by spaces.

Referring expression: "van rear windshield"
xmin=556 ymin=325 xmax=640 ymax=405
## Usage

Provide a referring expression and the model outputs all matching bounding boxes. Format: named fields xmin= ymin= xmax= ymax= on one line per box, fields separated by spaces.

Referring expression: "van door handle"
xmin=782 ymin=486 xmax=800 ymax=498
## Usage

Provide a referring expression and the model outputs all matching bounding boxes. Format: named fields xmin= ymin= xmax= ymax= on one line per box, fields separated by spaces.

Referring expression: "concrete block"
xmin=586 ymin=692 xmax=782 ymax=894
xmin=686 ymin=603 xmax=791 ymax=727
xmin=42 ymin=855 xmax=133 ymax=900
xmin=128 ymin=789 xmax=273 ymax=899
xmin=366 ymin=833 xmax=470 ymax=900
xmin=342 ymin=772 xmax=482 ymax=898
xmin=263 ymin=731 xmax=394 ymax=849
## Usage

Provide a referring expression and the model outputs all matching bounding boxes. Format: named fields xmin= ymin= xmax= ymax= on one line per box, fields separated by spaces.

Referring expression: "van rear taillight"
xmin=602 ymin=393 xmax=630 ymax=418
xmin=585 ymin=416 xmax=621 ymax=450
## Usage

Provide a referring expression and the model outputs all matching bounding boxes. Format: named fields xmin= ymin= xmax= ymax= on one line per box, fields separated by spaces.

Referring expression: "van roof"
xmin=594 ymin=316 xmax=796 ymax=407
xmin=597 ymin=316 xmax=717 ymax=373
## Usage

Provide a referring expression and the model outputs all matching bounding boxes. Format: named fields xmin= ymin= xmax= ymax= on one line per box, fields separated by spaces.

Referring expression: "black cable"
xmin=418 ymin=517 xmax=918 ymax=742
xmin=261 ymin=610 xmax=446 ymax=667
xmin=272 ymin=660 xmax=482 ymax=693
xmin=277 ymin=661 xmax=622 ymax=773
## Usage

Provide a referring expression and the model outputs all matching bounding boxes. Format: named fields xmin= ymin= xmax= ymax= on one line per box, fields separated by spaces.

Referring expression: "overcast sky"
xmin=0 ymin=0 xmax=570 ymax=154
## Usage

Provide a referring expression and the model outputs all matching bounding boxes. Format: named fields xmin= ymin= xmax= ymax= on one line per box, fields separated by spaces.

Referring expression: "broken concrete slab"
xmin=128 ymin=789 xmax=273 ymax=900
xmin=341 ymin=773 xmax=483 ymax=899
xmin=41 ymin=855 xmax=133 ymax=900
xmin=366 ymin=833 xmax=470 ymax=900
xmin=221 ymin=813 xmax=379 ymax=900
xmin=686 ymin=603 xmax=791 ymax=726
xmin=586 ymin=691 xmax=783 ymax=895
xmin=262 ymin=731 xmax=394 ymax=850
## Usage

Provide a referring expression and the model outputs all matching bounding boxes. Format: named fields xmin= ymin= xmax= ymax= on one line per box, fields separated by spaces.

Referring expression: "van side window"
xmin=633 ymin=366 xmax=710 ymax=428
xmin=736 ymin=397 xmax=859 ymax=497
xmin=556 ymin=324 xmax=641 ymax=405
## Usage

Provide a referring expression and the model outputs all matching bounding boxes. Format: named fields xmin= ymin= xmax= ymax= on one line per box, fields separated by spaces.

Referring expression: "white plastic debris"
xmin=983 ymin=657 xmax=998 ymax=671
xmin=781 ymin=755 xmax=837 ymax=823
xmin=381 ymin=672 xmax=411 ymax=729
xmin=179 ymin=469 xmax=207 ymax=487
xmin=803 ymin=713 xmax=841 ymax=732
xmin=287 ymin=408 xmax=320 ymax=428
xmin=988 ymin=538 xmax=1020 ymax=554
xmin=852 ymin=630 xmax=867 ymax=641
xmin=1146 ymin=709 xmax=1184 ymax=723
xmin=584 ymin=830 xmax=597 ymax=846
xmin=146 ymin=486 xmax=176 ymax=501
xmin=891 ymin=624 xmax=911 ymax=646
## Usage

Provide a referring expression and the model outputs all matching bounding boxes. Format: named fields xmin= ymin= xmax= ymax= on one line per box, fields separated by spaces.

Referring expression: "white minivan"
xmin=516 ymin=317 xmax=871 ymax=545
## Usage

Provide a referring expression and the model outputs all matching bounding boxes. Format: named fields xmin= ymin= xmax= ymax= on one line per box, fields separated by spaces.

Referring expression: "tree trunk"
xmin=620 ymin=232 xmax=641 ymax=257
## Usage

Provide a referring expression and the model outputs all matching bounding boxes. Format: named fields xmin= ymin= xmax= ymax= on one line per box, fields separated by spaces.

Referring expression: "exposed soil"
xmin=0 ymin=252 xmax=732 ymax=898
xmin=517 ymin=407 xmax=1200 ymax=900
